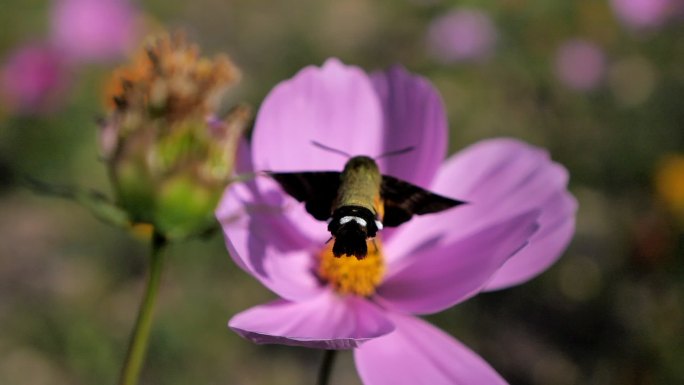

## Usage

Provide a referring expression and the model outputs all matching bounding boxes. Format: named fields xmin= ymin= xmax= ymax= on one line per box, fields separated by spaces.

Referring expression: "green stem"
xmin=117 ymin=230 xmax=167 ymax=385
xmin=316 ymin=350 xmax=337 ymax=385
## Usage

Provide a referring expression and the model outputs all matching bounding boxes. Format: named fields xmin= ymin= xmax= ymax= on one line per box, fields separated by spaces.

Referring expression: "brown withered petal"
xmin=104 ymin=32 xmax=240 ymax=122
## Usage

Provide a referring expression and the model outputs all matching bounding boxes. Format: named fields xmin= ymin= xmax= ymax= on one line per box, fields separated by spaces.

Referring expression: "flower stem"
xmin=118 ymin=230 xmax=167 ymax=385
xmin=316 ymin=349 xmax=338 ymax=385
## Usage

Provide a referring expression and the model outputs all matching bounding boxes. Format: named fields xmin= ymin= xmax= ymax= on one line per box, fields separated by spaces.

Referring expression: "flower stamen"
xmin=317 ymin=238 xmax=385 ymax=296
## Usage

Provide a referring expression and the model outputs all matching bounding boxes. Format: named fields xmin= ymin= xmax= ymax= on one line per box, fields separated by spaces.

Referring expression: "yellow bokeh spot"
xmin=655 ymin=155 xmax=684 ymax=219
xmin=130 ymin=222 xmax=154 ymax=240
xmin=318 ymin=238 xmax=385 ymax=297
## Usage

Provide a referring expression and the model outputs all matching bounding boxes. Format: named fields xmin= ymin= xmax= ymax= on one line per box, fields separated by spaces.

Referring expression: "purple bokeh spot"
xmin=554 ymin=39 xmax=606 ymax=92
xmin=610 ymin=0 xmax=672 ymax=31
xmin=427 ymin=9 xmax=498 ymax=63
xmin=51 ymin=0 xmax=139 ymax=63
xmin=0 ymin=44 xmax=68 ymax=113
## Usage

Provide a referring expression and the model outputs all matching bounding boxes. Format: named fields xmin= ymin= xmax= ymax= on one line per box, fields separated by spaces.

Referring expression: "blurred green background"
xmin=1 ymin=0 xmax=683 ymax=384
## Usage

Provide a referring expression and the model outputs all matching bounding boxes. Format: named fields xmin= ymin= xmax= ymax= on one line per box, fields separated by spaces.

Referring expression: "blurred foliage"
xmin=0 ymin=0 xmax=682 ymax=384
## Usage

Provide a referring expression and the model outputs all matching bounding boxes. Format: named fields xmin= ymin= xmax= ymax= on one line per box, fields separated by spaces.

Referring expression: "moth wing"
xmin=380 ymin=175 xmax=466 ymax=227
xmin=270 ymin=171 xmax=341 ymax=221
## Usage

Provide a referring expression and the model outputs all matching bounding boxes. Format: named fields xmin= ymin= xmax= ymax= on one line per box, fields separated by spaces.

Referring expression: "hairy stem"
xmin=118 ymin=230 xmax=167 ymax=385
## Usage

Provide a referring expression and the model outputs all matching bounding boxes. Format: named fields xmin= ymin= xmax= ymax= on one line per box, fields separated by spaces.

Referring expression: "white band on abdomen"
xmin=339 ymin=216 xmax=367 ymax=228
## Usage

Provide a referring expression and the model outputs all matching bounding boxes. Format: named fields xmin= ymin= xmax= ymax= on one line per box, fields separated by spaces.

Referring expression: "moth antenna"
xmin=376 ymin=145 xmax=415 ymax=159
xmin=372 ymin=239 xmax=379 ymax=253
xmin=311 ymin=141 xmax=351 ymax=158
xmin=325 ymin=237 xmax=334 ymax=244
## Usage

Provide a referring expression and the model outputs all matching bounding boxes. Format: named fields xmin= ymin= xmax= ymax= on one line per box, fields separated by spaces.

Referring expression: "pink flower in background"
xmin=427 ymin=9 xmax=497 ymax=63
xmin=554 ymin=39 xmax=606 ymax=92
xmin=0 ymin=0 xmax=141 ymax=114
xmin=610 ymin=0 xmax=672 ymax=31
xmin=51 ymin=0 xmax=140 ymax=63
xmin=217 ymin=59 xmax=576 ymax=384
xmin=0 ymin=43 xmax=68 ymax=113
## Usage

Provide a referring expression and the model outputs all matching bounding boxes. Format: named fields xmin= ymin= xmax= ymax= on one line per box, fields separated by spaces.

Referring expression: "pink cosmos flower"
xmin=0 ymin=43 xmax=68 ymax=113
xmin=426 ymin=9 xmax=498 ymax=64
xmin=50 ymin=0 xmax=140 ymax=63
xmin=610 ymin=0 xmax=672 ymax=31
xmin=217 ymin=59 xmax=577 ymax=384
xmin=554 ymin=39 xmax=606 ymax=92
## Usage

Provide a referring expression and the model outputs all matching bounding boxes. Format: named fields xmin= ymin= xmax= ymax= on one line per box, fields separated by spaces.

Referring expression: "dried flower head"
xmin=104 ymin=32 xmax=239 ymax=130
xmin=102 ymin=33 xmax=249 ymax=239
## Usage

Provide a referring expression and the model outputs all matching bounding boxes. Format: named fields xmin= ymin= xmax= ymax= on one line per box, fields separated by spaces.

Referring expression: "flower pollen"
xmin=318 ymin=238 xmax=385 ymax=297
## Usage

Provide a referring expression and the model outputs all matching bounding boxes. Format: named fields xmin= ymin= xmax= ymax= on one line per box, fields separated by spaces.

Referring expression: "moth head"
xmin=327 ymin=205 xmax=381 ymax=259
xmin=331 ymin=222 xmax=368 ymax=259
xmin=341 ymin=155 xmax=379 ymax=175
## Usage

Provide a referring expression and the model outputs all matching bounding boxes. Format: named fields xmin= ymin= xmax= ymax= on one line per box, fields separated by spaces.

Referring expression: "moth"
xmin=270 ymin=145 xmax=464 ymax=260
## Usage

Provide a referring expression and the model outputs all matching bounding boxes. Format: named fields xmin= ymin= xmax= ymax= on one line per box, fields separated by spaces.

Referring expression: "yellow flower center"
xmin=317 ymin=238 xmax=386 ymax=297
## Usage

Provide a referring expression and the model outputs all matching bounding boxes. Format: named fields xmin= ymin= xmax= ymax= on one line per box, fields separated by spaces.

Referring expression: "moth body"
xmin=327 ymin=156 xmax=383 ymax=258
xmin=270 ymin=154 xmax=465 ymax=260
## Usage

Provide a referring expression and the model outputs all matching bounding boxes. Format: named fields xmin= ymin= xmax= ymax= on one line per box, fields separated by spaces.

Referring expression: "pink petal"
xmin=385 ymin=139 xmax=575 ymax=287
xmin=216 ymin=179 xmax=329 ymax=301
xmin=355 ymin=313 xmax=507 ymax=385
xmin=377 ymin=210 xmax=539 ymax=315
xmin=484 ymin=190 xmax=577 ymax=290
xmin=229 ymin=292 xmax=395 ymax=349
xmin=370 ymin=66 xmax=448 ymax=189
xmin=251 ymin=58 xmax=384 ymax=173
xmin=430 ymin=139 xmax=564 ymax=205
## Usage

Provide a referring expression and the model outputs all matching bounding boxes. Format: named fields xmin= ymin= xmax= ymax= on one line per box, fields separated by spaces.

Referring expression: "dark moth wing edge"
xmin=380 ymin=175 xmax=465 ymax=227
xmin=269 ymin=171 xmax=341 ymax=221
